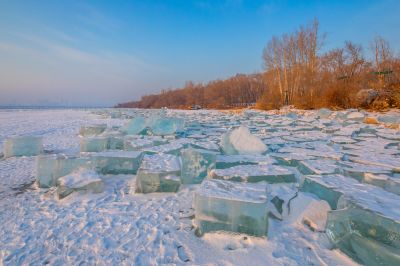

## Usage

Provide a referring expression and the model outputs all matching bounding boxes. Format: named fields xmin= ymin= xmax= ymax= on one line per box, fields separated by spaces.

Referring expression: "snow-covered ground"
xmin=0 ymin=108 xmax=399 ymax=265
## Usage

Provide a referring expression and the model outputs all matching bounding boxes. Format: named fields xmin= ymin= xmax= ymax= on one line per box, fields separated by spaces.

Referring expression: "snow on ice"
xmin=0 ymin=107 xmax=399 ymax=265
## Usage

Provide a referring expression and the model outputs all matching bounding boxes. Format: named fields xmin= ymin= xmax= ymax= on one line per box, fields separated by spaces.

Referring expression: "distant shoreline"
xmin=0 ymin=106 xmax=109 ymax=110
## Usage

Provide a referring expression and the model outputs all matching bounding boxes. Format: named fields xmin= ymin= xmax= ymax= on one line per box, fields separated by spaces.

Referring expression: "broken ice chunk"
xmin=210 ymin=164 xmax=296 ymax=183
xmin=91 ymin=151 xmax=143 ymax=175
xmin=180 ymin=148 xmax=217 ymax=184
xmin=194 ymin=179 xmax=268 ymax=236
xmin=3 ymin=136 xmax=43 ymax=158
xmin=36 ymin=154 xmax=92 ymax=188
xmin=136 ymin=154 xmax=181 ymax=193
xmin=57 ymin=168 xmax=104 ymax=199
xmin=220 ymin=126 xmax=267 ymax=155
xmin=79 ymin=124 xmax=107 ymax=136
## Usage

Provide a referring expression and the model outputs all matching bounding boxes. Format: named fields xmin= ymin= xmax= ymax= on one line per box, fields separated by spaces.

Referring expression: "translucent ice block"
xmin=180 ymin=148 xmax=217 ymax=184
xmin=326 ymin=207 xmax=400 ymax=265
xmin=79 ymin=124 xmax=107 ymax=136
xmin=194 ymin=179 xmax=268 ymax=236
xmin=36 ymin=154 xmax=92 ymax=188
xmin=80 ymin=136 xmax=124 ymax=152
xmin=3 ymin=136 xmax=43 ymax=158
xmin=210 ymin=164 xmax=295 ymax=183
xmin=148 ymin=117 xmax=185 ymax=136
xmin=92 ymin=151 xmax=143 ymax=174
xmin=136 ymin=154 xmax=181 ymax=193
xmin=56 ymin=169 xmax=104 ymax=199
xmin=122 ymin=115 xmax=147 ymax=135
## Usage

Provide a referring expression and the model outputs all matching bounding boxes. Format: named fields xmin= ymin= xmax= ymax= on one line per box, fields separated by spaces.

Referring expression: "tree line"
xmin=116 ymin=19 xmax=400 ymax=110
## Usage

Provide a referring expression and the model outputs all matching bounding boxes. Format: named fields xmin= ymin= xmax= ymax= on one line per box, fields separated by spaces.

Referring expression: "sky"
xmin=0 ymin=0 xmax=399 ymax=107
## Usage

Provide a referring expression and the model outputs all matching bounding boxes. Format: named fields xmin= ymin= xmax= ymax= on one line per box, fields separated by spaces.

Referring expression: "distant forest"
xmin=116 ymin=19 xmax=400 ymax=110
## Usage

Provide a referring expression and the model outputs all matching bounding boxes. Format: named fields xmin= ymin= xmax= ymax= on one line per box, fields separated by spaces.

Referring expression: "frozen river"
xmin=0 ymin=108 xmax=399 ymax=265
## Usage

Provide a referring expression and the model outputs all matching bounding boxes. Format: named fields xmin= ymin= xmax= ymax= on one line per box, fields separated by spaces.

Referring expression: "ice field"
xmin=0 ymin=107 xmax=399 ymax=265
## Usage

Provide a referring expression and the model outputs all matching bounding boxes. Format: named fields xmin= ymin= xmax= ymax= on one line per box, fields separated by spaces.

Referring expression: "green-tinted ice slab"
xmin=80 ymin=137 xmax=109 ymax=152
xmin=326 ymin=207 xmax=400 ymax=266
xmin=36 ymin=154 xmax=92 ymax=188
xmin=210 ymin=164 xmax=295 ymax=183
xmin=194 ymin=179 xmax=268 ymax=236
xmin=136 ymin=153 xmax=181 ymax=193
xmin=180 ymin=148 xmax=217 ymax=184
xmin=80 ymin=136 xmax=124 ymax=152
xmin=4 ymin=136 xmax=43 ymax=158
xmin=302 ymin=174 xmax=400 ymax=265
xmin=91 ymin=151 xmax=143 ymax=174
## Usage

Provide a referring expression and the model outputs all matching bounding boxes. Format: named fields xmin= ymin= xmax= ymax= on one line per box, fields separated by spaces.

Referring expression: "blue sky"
xmin=0 ymin=0 xmax=399 ymax=106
